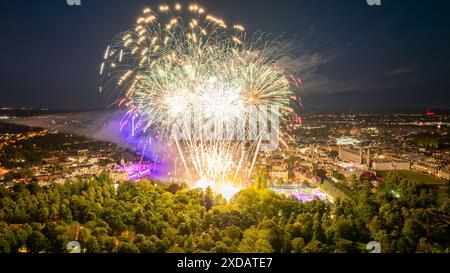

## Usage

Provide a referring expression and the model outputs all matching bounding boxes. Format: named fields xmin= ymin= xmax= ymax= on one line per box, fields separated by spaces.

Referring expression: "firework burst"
xmin=100 ymin=3 xmax=299 ymax=197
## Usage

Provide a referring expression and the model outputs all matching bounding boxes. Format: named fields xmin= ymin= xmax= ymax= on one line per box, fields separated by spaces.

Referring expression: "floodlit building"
xmin=339 ymin=148 xmax=363 ymax=164
xmin=269 ymin=171 xmax=289 ymax=181
xmin=336 ymin=137 xmax=361 ymax=146
xmin=110 ymin=171 xmax=128 ymax=182
xmin=372 ymin=161 xmax=411 ymax=171
xmin=337 ymin=137 xmax=371 ymax=165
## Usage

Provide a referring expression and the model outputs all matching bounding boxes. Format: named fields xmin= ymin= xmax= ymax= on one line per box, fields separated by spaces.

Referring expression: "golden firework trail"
xmin=100 ymin=3 xmax=300 ymax=196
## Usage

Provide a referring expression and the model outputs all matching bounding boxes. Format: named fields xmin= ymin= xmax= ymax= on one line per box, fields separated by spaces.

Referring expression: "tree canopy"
xmin=0 ymin=172 xmax=448 ymax=253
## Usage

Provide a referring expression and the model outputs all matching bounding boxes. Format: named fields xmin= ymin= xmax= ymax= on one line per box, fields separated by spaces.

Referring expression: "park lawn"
xmin=377 ymin=170 xmax=447 ymax=185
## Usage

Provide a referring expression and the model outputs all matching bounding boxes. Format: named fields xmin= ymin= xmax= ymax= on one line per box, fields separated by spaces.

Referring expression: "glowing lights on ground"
xmin=271 ymin=186 xmax=329 ymax=203
xmin=390 ymin=190 xmax=401 ymax=199
xmin=195 ymin=179 xmax=242 ymax=201
xmin=119 ymin=163 xmax=154 ymax=180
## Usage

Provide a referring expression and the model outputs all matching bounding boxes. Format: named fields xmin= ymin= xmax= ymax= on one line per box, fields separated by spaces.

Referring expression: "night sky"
xmin=1 ymin=0 xmax=449 ymax=110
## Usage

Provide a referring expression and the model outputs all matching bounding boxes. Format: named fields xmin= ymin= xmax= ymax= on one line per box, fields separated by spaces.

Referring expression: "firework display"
xmin=100 ymin=3 xmax=299 ymax=197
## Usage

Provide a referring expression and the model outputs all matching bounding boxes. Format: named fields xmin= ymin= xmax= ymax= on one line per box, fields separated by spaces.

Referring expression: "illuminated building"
xmin=339 ymin=148 xmax=363 ymax=164
xmin=372 ymin=161 xmax=411 ymax=171
xmin=110 ymin=171 xmax=128 ymax=182
xmin=269 ymin=171 xmax=289 ymax=181
xmin=336 ymin=137 xmax=361 ymax=146
xmin=118 ymin=163 xmax=154 ymax=180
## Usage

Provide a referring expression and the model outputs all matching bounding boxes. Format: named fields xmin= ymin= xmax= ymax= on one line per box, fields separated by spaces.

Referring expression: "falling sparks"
xmin=100 ymin=3 xmax=300 ymax=196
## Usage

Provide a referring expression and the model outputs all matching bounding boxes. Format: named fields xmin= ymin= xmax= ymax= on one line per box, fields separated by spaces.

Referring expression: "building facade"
xmin=372 ymin=161 xmax=411 ymax=171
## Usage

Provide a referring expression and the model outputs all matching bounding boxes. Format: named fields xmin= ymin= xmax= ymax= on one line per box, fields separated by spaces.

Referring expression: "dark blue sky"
xmin=1 ymin=0 xmax=449 ymax=110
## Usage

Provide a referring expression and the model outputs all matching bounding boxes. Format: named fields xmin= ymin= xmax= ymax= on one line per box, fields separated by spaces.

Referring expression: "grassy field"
xmin=376 ymin=170 xmax=447 ymax=185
